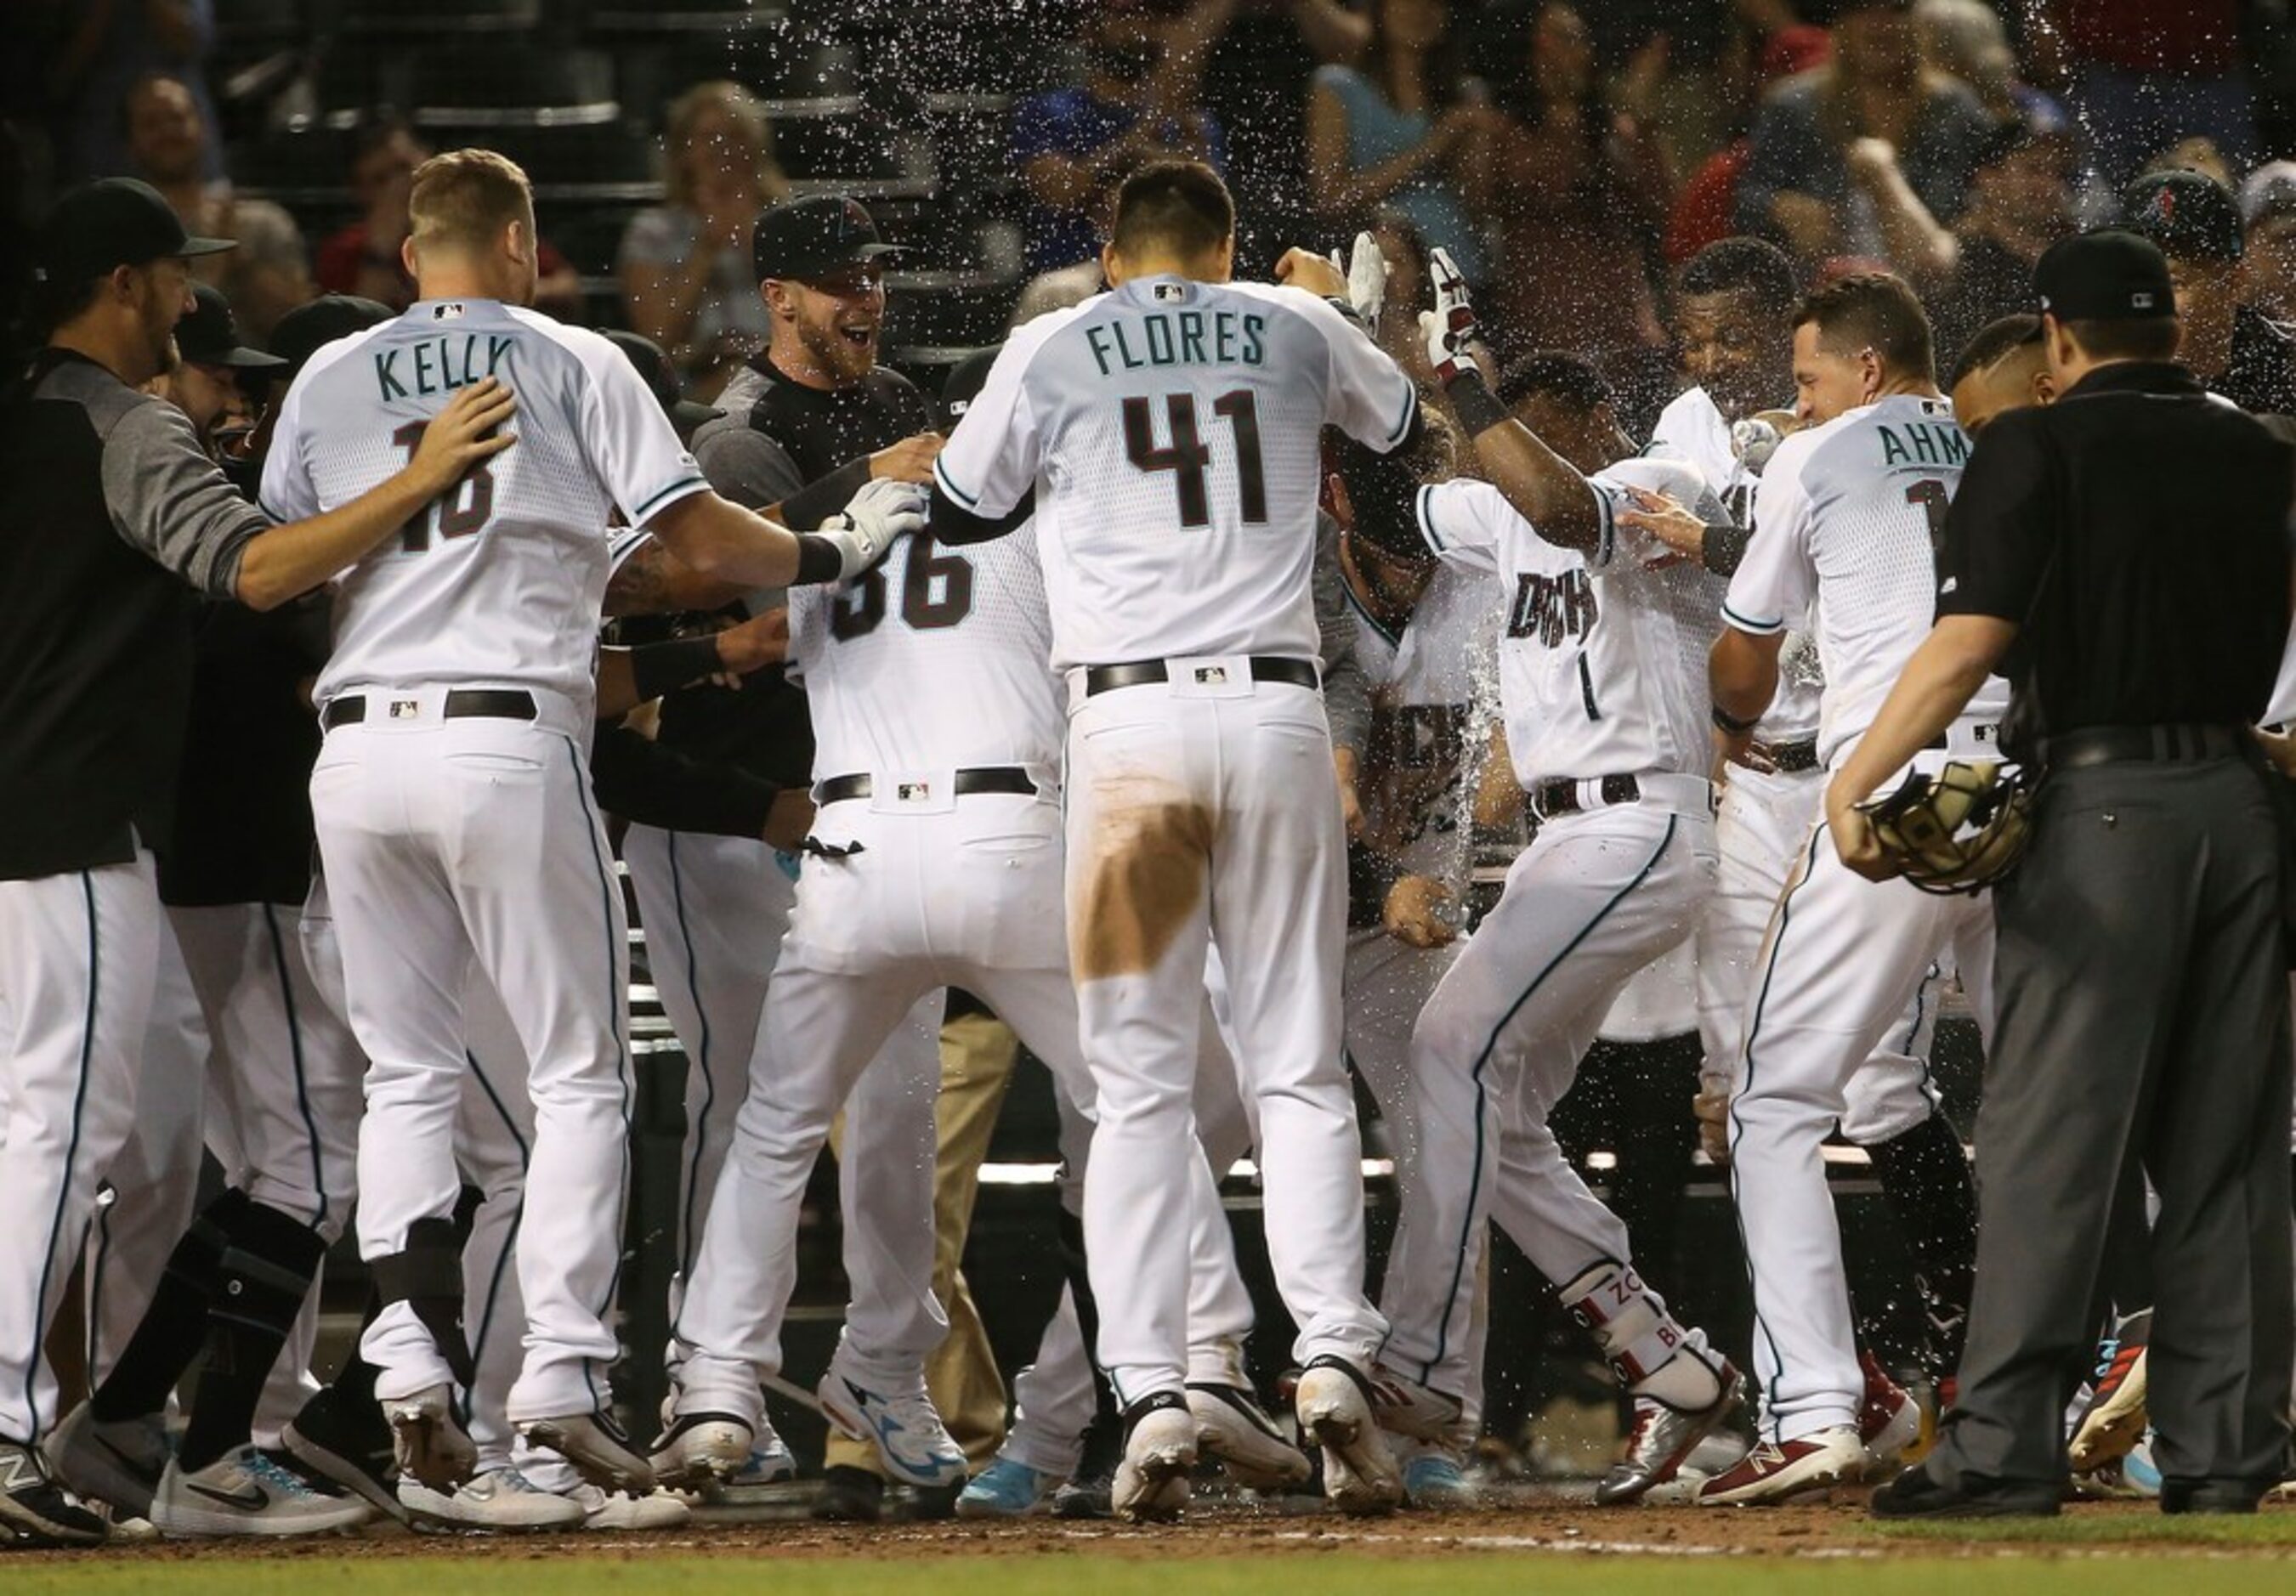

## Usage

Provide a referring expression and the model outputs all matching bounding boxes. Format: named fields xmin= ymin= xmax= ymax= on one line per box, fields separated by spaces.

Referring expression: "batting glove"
xmin=1328 ymin=230 xmax=1389 ymax=326
xmin=1416 ymin=246 xmax=1479 ymax=386
xmin=822 ymin=478 xmax=927 ymax=580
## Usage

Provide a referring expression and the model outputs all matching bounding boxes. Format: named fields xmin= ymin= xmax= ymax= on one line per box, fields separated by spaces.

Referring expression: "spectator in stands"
xmin=1195 ymin=0 xmax=1370 ymax=267
xmin=1012 ymin=0 xmax=1228 ymax=276
xmin=1473 ymin=3 xmax=1670 ymax=365
xmin=1736 ymin=0 xmax=1991 ymax=267
xmin=53 ymin=0 xmax=222 ymax=183
xmin=2029 ymin=0 xmax=2253 ymax=188
xmin=122 ymin=72 xmax=309 ymax=342
xmin=1664 ymin=23 xmax=1833 ymax=266
xmin=1913 ymin=0 xmax=2067 ymax=133
xmin=1923 ymin=120 xmax=2077 ymax=372
xmin=321 ymin=119 xmax=581 ymax=324
xmin=1305 ymin=0 xmax=1495 ymax=284
xmin=2123 ymin=168 xmax=2296 ymax=416
xmin=2242 ymin=165 xmax=2296 ymax=325
xmin=619 ymin=81 xmax=791 ymax=396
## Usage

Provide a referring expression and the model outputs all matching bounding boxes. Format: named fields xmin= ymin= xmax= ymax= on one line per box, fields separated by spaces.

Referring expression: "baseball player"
xmin=258 ymin=148 xmax=916 ymax=1496
xmin=1358 ymin=259 xmax=1742 ymax=1505
xmin=927 ymin=161 xmax=1419 ymax=1517
xmin=1692 ymin=274 xmax=2007 ymax=1504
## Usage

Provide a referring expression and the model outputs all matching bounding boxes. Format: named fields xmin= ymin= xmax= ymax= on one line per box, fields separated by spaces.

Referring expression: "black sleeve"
xmin=779 ymin=456 xmax=876 ymax=530
xmin=1701 ymin=523 xmax=1752 ymax=577
xmin=589 ymin=724 xmax=783 ymax=840
xmin=930 ymin=478 xmax=1037 ymax=545
xmin=1937 ymin=415 xmax=2055 ymax=622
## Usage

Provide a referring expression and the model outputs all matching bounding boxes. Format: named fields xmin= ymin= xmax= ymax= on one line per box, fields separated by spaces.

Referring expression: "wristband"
xmin=780 ymin=456 xmax=876 ymax=532
xmin=1712 ymin=703 xmax=1760 ymax=737
xmin=631 ymin=634 xmax=727 ymax=702
xmin=1446 ymin=370 xmax=1508 ymax=436
xmin=793 ymin=530 xmax=845 ymax=586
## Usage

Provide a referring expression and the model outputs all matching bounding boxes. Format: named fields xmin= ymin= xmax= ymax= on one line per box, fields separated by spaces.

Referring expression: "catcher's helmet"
xmin=1857 ymin=759 xmax=2033 ymax=895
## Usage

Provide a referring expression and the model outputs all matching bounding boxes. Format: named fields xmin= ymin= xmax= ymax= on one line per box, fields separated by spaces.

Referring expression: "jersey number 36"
xmin=831 ymin=531 xmax=973 ymax=640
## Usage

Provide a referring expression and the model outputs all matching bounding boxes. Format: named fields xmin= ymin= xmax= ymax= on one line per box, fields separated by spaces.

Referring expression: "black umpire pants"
xmin=1933 ymin=754 xmax=2295 ymax=1494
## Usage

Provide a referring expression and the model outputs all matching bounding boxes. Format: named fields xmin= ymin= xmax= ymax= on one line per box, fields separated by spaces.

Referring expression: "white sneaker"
xmin=46 ymin=1403 xmax=168 ymax=1520
xmin=1185 ymin=1384 xmax=1311 ymax=1491
xmin=1111 ymin=1398 xmax=1198 ymax=1523
xmin=398 ymin=1468 xmax=585 ymax=1532
xmin=1366 ymin=1363 xmax=1466 ymax=1446
xmin=1296 ymin=1357 xmax=1402 ymax=1516
xmin=566 ymin=1482 xmax=691 ymax=1531
xmin=649 ymin=1411 xmax=752 ymax=1489
xmin=150 ymin=1447 xmax=374 ymax=1538
xmin=712 ymin=1429 xmax=798 ymax=1503
xmin=386 ymin=1386 xmax=475 ymax=1492
xmin=817 ymin=1355 xmax=967 ymax=1489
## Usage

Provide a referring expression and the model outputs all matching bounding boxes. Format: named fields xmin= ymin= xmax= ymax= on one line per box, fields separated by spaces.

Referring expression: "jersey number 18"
xmin=389 ymin=421 xmax=495 ymax=552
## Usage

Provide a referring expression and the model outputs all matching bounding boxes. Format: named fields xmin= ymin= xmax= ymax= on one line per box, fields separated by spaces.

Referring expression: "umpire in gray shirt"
xmin=0 ymin=178 xmax=509 ymax=1546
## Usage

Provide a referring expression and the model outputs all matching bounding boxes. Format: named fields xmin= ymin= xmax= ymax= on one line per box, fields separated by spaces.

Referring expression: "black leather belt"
xmin=815 ymin=767 xmax=1039 ymax=804
xmin=1533 ymin=773 xmax=1640 ymax=818
xmin=1082 ymin=656 xmax=1320 ymax=697
xmin=2041 ymin=723 xmax=2248 ymax=771
xmin=1764 ymin=738 xmax=1820 ymax=774
xmin=322 ymin=688 xmax=537 ymax=729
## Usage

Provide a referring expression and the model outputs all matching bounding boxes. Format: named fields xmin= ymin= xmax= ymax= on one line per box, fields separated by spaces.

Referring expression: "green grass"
xmin=12 ymin=1554 xmax=2296 ymax=1596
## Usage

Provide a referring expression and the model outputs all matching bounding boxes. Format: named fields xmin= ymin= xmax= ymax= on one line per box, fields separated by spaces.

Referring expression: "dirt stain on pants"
xmin=1074 ymin=790 xmax=1217 ymax=982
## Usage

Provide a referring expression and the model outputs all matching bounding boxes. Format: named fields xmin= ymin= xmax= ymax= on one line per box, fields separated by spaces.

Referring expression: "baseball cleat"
xmin=1296 ymin=1356 xmax=1403 ymax=1516
xmin=1856 ymin=1353 xmax=1923 ymax=1480
xmin=817 ymin=1354 xmax=967 ymax=1490
xmin=1111 ymin=1395 xmax=1198 ymax=1523
xmin=46 ymin=1402 xmax=168 ymax=1520
xmin=1366 ymin=1361 xmax=1466 ymax=1445
xmin=1596 ymin=1355 xmax=1747 ymax=1505
xmin=1399 ymin=1442 xmax=1480 ymax=1509
xmin=1695 ymin=1426 xmax=1863 ymax=1506
xmin=150 ymin=1446 xmax=374 ymax=1538
xmin=564 ymin=1480 xmax=691 ymax=1531
xmin=649 ymin=1412 xmax=755 ymax=1489
xmin=1186 ymin=1382 xmax=1312 ymax=1491
xmin=2067 ymin=1311 xmax=2150 ymax=1471
xmin=385 ymin=1385 xmax=476 ymax=1493
xmin=397 ymin=1467 xmax=585 ymax=1532
xmin=956 ymin=1456 xmax=1060 ymax=1518
xmin=522 ymin=1409 xmax=655 ymax=1497
xmin=0 ymin=1440 xmax=109 ymax=1548
xmin=283 ymin=1385 xmax=407 ymax=1522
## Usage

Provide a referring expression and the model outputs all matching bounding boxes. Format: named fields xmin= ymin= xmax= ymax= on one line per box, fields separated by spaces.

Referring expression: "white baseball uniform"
xmin=933 ymin=274 xmax=1417 ymax=1402
xmin=1378 ymin=459 xmax=1721 ymax=1403
xmin=1652 ymin=388 xmax=1942 ymax=1141
xmin=1718 ymin=393 xmax=2008 ymax=1442
xmin=264 ymin=297 xmax=708 ymax=1421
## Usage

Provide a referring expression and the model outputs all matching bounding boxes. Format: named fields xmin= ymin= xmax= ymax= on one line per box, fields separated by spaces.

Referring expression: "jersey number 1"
xmin=1124 ymin=391 xmax=1267 ymax=528
xmin=390 ymin=421 xmax=496 ymax=552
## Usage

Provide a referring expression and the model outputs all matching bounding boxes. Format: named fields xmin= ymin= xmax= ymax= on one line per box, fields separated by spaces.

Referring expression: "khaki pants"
xmin=827 ymin=1005 xmax=1018 ymax=1474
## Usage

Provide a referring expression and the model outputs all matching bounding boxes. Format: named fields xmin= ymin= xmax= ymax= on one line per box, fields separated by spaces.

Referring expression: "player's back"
xmin=939 ymin=275 xmax=1417 ymax=671
xmin=269 ymin=300 xmax=703 ymax=710
xmin=787 ymin=524 xmax=1063 ymax=783
xmin=1352 ymin=562 xmax=1500 ymax=875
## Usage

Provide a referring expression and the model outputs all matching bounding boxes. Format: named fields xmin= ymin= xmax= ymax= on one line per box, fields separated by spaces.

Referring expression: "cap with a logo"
xmin=938 ymin=342 xmax=1001 ymax=432
xmin=36 ymin=177 xmax=232 ymax=285
xmin=175 ymin=283 xmax=286 ymax=371
xmin=604 ymin=328 xmax=718 ymax=434
xmin=2122 ymin=169 xmax=2244 ymax=263
xmin=751 ymin=194 xmax=900 ymax=283
xmin=266 ymin=293 xmax=395 ymax=382
xmin=2033 ymin=228 xmax=2177 ymax=322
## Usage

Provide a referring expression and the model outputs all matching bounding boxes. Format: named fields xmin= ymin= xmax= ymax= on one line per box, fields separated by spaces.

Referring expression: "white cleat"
xmin=150 ymin=1447 xmax=374 ymax=1539
xmin=566 ymin=1481 xmax=691 ymax=1531
xmin=1296 ymin=1357 xmax=1402 ymax=1516
xmin=1696 ymin=1426 xmax=1865 ymax=1506
xmin=648 ymin=1411 xmax=753 ymax=1489
xmin=521 ymin=1410 xmax=655 ymax=1497
xmin=1186 ymin=1384 xmax=1311 ymax=1491
xmin=1111 ymin=1397 xmax=1199 ymax=1523
xmin=386 ymin=1386 xmax=476 ymax=1492
xmin=397 ymin=1467 xmax=585 ymax=1532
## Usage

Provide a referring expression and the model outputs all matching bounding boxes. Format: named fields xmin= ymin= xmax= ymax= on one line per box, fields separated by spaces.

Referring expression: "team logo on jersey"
xmin=1505 ymin=569 xmax=1599 ymax=647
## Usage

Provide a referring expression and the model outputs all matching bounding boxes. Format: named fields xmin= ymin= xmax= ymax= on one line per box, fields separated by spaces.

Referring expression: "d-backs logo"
xmin=1506 ymin=569 xmax=1598 ymax=646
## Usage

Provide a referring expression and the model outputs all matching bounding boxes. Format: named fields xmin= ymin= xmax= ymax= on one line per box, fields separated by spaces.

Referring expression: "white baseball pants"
xmin=1380 ymin=796 xmax=1718 ymax=1401
xmin=310 ymin=695 xmax=631 ymax=1424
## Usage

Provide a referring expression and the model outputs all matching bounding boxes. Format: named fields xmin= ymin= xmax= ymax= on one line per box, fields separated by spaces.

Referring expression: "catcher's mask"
xmin=1857 ymin=758 xmax=2034 ymax=895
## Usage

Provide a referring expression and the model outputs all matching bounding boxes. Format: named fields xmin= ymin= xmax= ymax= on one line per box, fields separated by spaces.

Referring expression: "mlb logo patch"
xmin=2133 ymin=291 xmax=2156 ymax=309
xmin=1191 ymin=665 xmax=1229 ymax=685
xmin=431 ymin=303 xmax=466 ymax=320
xmin=1153 ymin=282 xmax=1188 ymax=303
xmin=897 ymin=780 xmax=933 ymax=801
xmin=389 ymin=699 xmax=420 ymax=719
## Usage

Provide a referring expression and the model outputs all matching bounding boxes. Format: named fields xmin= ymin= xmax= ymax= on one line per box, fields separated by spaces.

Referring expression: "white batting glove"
xmin=821 ymin=478 xmax=927 ymax=580
xmin=1328 ymin=230 xmax=1388 ymax=326
xmin=1416 ymin=246 xmax=1479 ymax=385
xmin=1732 ymin=416 xmax=1784 ymax=476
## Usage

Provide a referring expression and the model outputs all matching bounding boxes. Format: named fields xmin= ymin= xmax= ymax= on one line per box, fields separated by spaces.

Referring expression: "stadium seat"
xmin=385 ymin=49 xmax=620 ymax=130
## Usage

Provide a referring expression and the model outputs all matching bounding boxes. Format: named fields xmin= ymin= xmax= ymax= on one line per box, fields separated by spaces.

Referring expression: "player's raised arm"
xmin=1416 ymin=247 xmax=1608 ymax=553
xmin=644 ymin=475 xmax=923 ymax=588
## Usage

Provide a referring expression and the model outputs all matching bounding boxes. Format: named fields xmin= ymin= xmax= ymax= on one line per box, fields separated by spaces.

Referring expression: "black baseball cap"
xmin=267 ymin=293 xmax=394 ymax=381
xmin=604 ymin=329 xmax=718 ymax=435
xmin=2122 ymin=169 xmax=2244 ymax=263
xmin=175 ymin=283 xmax=287 ymax=371
xmin=751 ymin=194 xmax=900 ymax=283
xmin=2034 ymin=228 xmax=2177 ymax=322
xmin=938 ymin=342 xmax=1001 ymax=431
xmin=35 ymin=177 xmax=232 ymax=285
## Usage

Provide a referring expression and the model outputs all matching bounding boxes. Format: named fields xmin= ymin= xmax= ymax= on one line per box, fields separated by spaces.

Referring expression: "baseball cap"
xmin=938 ymin=342 xmax=1001 ymax=432
xmin=2122 ymin=169 xmax=2244 ymax=263
xmin=2242 ymin=160 xmax=2296 ymax=228
xmin=175 ymin=283 xmax=287 ymax=371
xmin=2033 ymin=229 xmax=2177 ymax=322
xmin=35 ymin=177 xmax=232 ymax=286
xmin=267 ymin=293 xmax=394 ymax=381
xmin=751 ymin=194 xmax=901 ymax=283
xmin=603 ymin=329 xmax=718 ymax=434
